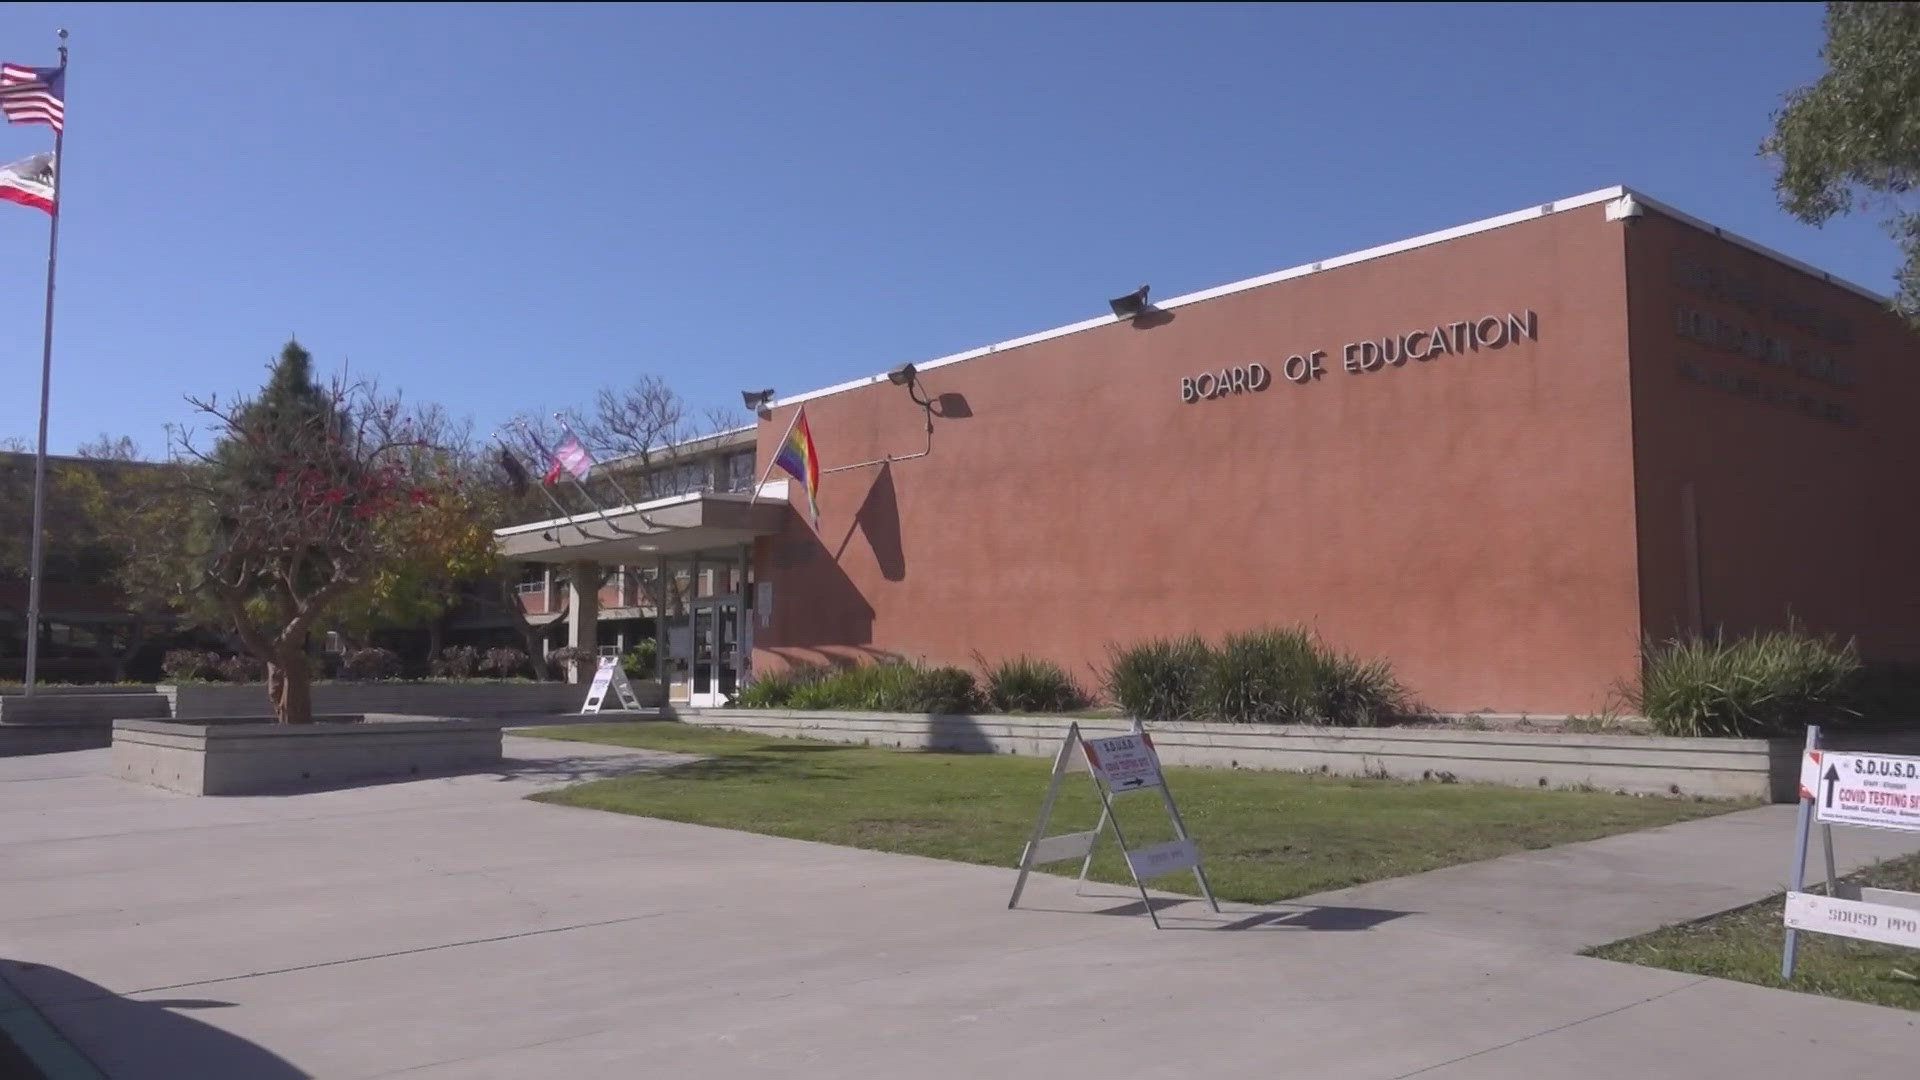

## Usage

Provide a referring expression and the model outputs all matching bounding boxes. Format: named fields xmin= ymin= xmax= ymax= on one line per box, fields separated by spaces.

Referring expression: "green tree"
xmin=1763 ymin=2 xmax=1920 ymax=320
xmin=165 ymin=341 xmax=455 ymax=722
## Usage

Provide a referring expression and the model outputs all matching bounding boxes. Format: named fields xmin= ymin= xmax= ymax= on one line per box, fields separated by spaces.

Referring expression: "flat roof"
xmin=593 ymin=424 xmax=756 ymax=476
xmin=771 ymin=185 xmax=1891 ymax=413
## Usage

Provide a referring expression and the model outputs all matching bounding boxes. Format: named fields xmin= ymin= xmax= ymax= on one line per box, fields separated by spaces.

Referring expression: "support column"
xmin=567 ymin=559 xmax=600 ymax=683
xmin=737 ymin=543 xmax=752 ymax=686
xmin=654 ymin=556 xmax=669 ymax=715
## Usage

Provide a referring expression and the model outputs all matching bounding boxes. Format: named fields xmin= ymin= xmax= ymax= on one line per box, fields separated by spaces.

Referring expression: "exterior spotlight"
xmin=887 ymin=362 xmax=932 ymax=410
xmin=1109 ymin=284 xmax=1152 ymax=320
xmin=741 ymin=389 xmax=775 ymax=417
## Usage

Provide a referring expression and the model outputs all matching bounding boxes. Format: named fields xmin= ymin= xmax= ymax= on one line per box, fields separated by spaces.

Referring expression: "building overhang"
xmin=493 ymin=490 xmax=787 ymax=565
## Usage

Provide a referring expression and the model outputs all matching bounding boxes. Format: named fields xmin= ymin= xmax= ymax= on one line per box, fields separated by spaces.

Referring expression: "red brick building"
xmin=501 ymin=187 xmax=1920 ymax=715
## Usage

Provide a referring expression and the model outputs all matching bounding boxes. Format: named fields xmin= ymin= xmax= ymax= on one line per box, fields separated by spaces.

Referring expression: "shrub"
xmin=1107 ymin=636 xmax=1212 ymax=721
xmin=433 ymin=646 xmax=480 ymax=679
xmin=481 ymin=647 xmax=530 ymax=679
xmin=910 ymin=666 xmax=979 ymax=714
xmin=1312 ymin=650 xmax=1405 ymax=728
xmin=736 ymin=663 xmax=831 ymax=708
xmin=1629 ymin=628 xmax=1861 ymax=738
xmin=161 ymin=649 xmax=224 ymax=683
xmin=545 ymin=647 xmax=594 ymax=681
xmin=216 ymin=653 xmax=266 ymax=683
xmin=738 ymin=661 xmax=975 ymax=713
xmin=982 ymin=655 xmax=1086 ymax=714
xmin=621 ymin=638 xmax=658 ymax=679
xmin=338 ymin=646 xmax=401 ymax=681
xmin=1199 ymin=626 xmax=1406 ymax=726
xmin=1201 ymin=627 xmax=1322 ymax=724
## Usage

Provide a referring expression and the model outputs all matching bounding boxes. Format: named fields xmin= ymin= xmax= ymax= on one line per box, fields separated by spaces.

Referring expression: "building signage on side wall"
xmin=1179 ymin=309 xmax=1538 ymax=403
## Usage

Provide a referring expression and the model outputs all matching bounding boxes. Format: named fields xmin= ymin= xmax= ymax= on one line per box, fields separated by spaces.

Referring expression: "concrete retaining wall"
xmin=0 ymin=721 xmax=129 ymax=756
xmin=680 ymin=710 xmax=1920 ymax=801
xmin=0 ymin=692 xmax=176 ymax=756
xmin=162 ymin=680 xmax=659 ymax=719
xmin=0 ymin=693 xmax=172 ymax=724
xmin=112 ymin=715 xmax=504 ymax=795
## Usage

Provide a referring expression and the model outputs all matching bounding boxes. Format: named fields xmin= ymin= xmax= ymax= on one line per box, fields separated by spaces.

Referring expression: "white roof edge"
xmin=493 ymin=490 xmax=704 ymax=538
xmin=1619 ymin=188 xmax=1889 ymax=304
xmin=770 ymin=184 xmax=1892 ymax=412
xmin=595 ymin=423 xmax=756 ymax=475
xmin=494 ymin=487 xmax=773 ymax=540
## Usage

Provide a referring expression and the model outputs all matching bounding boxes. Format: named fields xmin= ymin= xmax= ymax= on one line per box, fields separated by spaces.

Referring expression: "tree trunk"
xmin=266 ymin=646 xmax=313 ymax=724
xmin=427 ymin=618 xmax=446 ymax=673
xmin=522 ymin=626 xmax=548 ymax=682
xmin=111 ymin=619 xmax=147 ymax=684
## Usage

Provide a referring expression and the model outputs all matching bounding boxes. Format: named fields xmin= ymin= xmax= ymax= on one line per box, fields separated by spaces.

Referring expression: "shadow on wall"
xmin=2 ymin=959 xmax=307 ymax=1078
xmin=834 ymin=461 xmax=905 ymax=582
xmin=767 ymin=495 xmax=875 ymax=650
xmin=927 ymin=713 xmax=997 ymax=755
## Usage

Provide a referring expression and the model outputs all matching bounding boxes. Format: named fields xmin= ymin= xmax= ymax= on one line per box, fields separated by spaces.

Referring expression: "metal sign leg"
xmin=1075 ymin=803 xmax=1111 ymax=897
xmin=1821 ymin=824 xmax=1839 ymax=897
xmin=1096 ymin=783 xmax=1161 ymax=929
xmin=1155 ymin=782 xmax=1220 ymax=913
xmin=1009 ymin=724 xmax=1080 ymax=911
xmin=1781 ymin=725 xmax=1821 ymax=981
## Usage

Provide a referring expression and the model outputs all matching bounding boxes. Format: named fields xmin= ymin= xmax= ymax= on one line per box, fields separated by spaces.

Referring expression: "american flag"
xmin=1 ymin=63 xmax=64 ymax=132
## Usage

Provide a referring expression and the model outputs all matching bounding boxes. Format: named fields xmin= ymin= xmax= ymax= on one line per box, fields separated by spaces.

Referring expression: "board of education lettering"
xmin=1181 ymin=309 xmax=1539 ymax=403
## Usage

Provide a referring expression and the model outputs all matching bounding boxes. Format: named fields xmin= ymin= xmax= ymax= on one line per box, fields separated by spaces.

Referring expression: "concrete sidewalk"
xmin=3 ymin=735 xmax=1916 ymax=1079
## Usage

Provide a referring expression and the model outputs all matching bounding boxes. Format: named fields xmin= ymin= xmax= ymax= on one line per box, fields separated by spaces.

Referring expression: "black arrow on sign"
xmin=1823 ymin=763 xmax=1840 ymax=809
xmin=1119 ymin=777 xmax=1145 ymax=789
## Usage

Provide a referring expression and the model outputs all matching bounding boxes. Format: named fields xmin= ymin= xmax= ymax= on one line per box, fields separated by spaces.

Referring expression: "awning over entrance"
xmin=493 ymin=491 xmax=787 ymax=564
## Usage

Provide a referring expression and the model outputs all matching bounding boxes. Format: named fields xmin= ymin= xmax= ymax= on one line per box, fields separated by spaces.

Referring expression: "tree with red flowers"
xmin=170 ymin=341 xmax=445 ymax=723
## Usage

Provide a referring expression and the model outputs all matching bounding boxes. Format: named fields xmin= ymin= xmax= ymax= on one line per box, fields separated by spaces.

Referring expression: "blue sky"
xmin=0 ymin=2 xmax=1890 ymax=456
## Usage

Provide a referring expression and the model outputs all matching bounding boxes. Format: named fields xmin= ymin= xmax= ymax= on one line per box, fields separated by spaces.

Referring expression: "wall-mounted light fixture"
xmin=885 ymin=363 xmax=931 ymax=407
xmin=740 ymin=388 xmax=776 ymax=418
xmin=1108 ymin=284 xmax=1152 ymax=321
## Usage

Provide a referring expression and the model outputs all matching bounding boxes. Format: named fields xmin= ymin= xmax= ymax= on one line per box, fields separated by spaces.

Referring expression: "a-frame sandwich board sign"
xmin=1007 ymin=719 xmax=1219 ymax=928
xmin=1780 ymin=724 xmax=1920 ymax=978
xmin=580 ymin=655 xmax=643 ymax=714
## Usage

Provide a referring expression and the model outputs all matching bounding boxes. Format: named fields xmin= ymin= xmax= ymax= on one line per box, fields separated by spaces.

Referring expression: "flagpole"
xmin=744 ymin=405 xmax=802 ymax=512
xmin=21 ymin=29 xmax=67 ymax=697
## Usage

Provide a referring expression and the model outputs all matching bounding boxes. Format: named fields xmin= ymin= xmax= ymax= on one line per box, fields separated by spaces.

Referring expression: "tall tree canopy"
xmin=1763 ymin=2 xmax=1920 ymax=320
xmin=163 ymin=340 xmax=460 ymax=722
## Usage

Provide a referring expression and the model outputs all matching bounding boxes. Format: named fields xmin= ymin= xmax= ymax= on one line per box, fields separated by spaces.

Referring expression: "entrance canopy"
xmin=493 ymin=490 xmax=786 ymax=565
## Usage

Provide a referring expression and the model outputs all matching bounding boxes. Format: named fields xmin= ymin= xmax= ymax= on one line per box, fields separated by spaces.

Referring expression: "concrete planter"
xmin=112 ymin=715 xmax=504 ymax=796
xmin=160 ymin=679 xmax=661 ymax=720
xmin=681 ymin=709 xmax=1920 ymax=801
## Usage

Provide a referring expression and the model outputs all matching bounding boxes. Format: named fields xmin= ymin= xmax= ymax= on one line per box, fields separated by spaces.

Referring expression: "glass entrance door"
xmin=688 ymin=600 xmax=739 ymax=707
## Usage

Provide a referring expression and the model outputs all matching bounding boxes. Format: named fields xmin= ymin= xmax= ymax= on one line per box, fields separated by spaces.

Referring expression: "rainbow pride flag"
xmin=772 ymin=406 xmax=821 ymax=525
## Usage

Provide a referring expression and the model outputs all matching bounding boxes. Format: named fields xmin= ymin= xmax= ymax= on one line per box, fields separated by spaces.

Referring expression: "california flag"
xmin=0 ymin=151 xmax=55 ymax=214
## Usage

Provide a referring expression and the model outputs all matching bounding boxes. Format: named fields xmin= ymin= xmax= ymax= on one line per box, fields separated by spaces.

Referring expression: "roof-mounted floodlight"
xmin=741 ymin=389 xmax=775 ymax=417
xmin=1108 ymin=284 xmax=1152 ymax=320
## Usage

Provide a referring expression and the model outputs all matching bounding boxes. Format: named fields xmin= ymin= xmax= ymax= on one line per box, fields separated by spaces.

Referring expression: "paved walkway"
xmin=2 ymin=735 xmax=1917 ymax=1079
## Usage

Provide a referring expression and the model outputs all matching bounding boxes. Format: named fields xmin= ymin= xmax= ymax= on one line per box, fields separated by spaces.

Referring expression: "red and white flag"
xmin=0 ymin=151 xmax=54 ymax=214
xmin=543 ymin=436 xmax=594 ymax=486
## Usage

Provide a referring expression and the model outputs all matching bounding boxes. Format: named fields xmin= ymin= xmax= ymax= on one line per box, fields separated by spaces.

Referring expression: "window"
xmin=726 ymin=451 xmax=756 ymax=492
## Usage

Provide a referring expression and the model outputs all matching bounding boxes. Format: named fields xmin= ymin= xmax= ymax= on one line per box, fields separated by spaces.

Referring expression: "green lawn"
xmin=1588 ymin=853 xmax=1920 ymax=1011
xmin=522 ymin=722 xmax=1746 ymax=904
